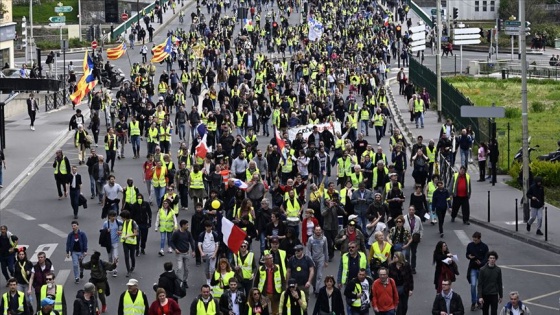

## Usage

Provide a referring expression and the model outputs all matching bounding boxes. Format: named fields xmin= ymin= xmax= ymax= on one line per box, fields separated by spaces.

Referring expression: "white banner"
xmin=307 ymin=17 xmax=324 ymax=42
xmin=287 ymin=122 xmax=342 ymax=141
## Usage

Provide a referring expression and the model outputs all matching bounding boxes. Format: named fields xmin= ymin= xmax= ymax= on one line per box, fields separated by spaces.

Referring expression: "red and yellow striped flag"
xmin=107 ymin=43 xmax=127 ymax=60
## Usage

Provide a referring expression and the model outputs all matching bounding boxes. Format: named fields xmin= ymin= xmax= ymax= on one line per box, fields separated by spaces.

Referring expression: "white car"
xmin=0 ymin=68 xmax=31 ymax=78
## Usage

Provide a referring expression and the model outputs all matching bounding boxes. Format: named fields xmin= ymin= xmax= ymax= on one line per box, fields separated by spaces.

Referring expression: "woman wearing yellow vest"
xmin=155 ymin=200 xmax=177 ymax=256
xmin=210 ymin=258 xmax=236 ymax=299
xmin=120 ymin=210 xmax=138 ymax=278
xmin=368 ymin=231 xmax=392 ymax=279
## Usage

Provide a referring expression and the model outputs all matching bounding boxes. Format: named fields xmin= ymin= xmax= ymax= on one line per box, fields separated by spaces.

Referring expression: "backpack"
xmin=173 ymin=276 xmax=187 ymax=299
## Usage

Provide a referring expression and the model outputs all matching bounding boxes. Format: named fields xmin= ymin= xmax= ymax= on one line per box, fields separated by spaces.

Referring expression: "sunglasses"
xmin=396 ymin=221 xmax=403 ymax=223
xmin=46 ymin=278 xmax=54 ymax=281
xmin=241 ymin=245 xmax=247 ymax=248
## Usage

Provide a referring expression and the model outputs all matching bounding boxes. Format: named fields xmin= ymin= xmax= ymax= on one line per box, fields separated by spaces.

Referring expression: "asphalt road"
xmin=4 ymin=3 xmax=560 ymax=315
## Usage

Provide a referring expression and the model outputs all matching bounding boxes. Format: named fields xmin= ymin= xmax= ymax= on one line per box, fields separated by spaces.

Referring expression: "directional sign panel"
xmin=453 ymin=28 xmax=481 ymax=45
xmin=453 ymin=28 xmax=481 ymax=35
xmin=461 ymin=106 xmax=505 ymax=118
xmin=49 ymin=22 xmax=66 ymax=27
xmin=54 ymin=6 xmax=73 ymax=13
xmin=454 ymin=33 xmax=481 ymax=40
xmin=409 ymin=25 xmax=426 ymax=52
xmin=504 ymin=21 xmax=521 ymax=27
xmin=49 ymin=16 xmax=66 ymax=23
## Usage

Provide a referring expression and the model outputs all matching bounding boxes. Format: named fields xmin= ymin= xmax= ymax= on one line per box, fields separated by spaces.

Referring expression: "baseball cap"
xmin=294 ymin=244 xmax=304 ymax=251
xmin=288 ymin=278 xmax=297 ymax=287
xmin=270 ymin=236 xmax=279 ymax=243
xmin=41 ymin=298 xmax=55 ymax=307
xmin=126 ymin=279 xmax=139 ymax=286
xmin=348 ymin=214 xmax=358 ymax=222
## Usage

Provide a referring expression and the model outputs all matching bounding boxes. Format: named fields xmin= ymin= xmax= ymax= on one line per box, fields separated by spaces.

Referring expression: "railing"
xmin=111 ymin=2 xmax=157 ymax=42
xmin=407 ymin=0 xmax=434 ymax=27
xmin=44 ymin=90 xmax=66 ymax=112
xmin=437 ymin=152 xmax=455 ymax=189
xmin=478 ymin=60 xmax=560 ymax=79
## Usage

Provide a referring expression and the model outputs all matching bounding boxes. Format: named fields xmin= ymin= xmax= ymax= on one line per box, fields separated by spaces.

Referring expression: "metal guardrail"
xmin=437 ymin=152 xmax=455 ymax=190
xmin=407 ymin=0 xmax=434 ymax=27
xmin=111 ymin=2 xmax=157 ymax=41
xmin=478 ymin=60 xmax=560 ymax=79
xmin=45 ymin=90 xmax=66 ymax=112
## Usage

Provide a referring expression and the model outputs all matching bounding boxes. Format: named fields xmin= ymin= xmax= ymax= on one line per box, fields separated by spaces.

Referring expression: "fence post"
xmin=44 ymin=94 xmax=48 ymax=112
xmin=545 ymin=207 xmax=548 ymax=242
xmin=507 ymin=122 xmax=510 ymax=170
xmin=515 ymin=199 xmax=518 ymax=231
xmin=487 ymin=191 xmax=491 ymax=222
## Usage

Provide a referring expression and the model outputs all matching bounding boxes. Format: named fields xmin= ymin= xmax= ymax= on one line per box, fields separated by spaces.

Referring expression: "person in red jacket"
xmin=371 ymin=267 xmax=399 ymax=314
xmin=301 ymin=209 xmax=319 ymax=245
xmin=148 ymin=288 xmax=181 ymax=315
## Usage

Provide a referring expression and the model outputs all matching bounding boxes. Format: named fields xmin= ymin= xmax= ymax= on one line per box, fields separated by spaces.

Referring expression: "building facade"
xmin=0 ymin=0 xmax=16 ymax=67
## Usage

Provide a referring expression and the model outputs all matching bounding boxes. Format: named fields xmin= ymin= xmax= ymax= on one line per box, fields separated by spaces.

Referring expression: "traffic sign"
xmin=409 ymin=25 xmax=426 ymax=52
xmin=454 ymin=28 xmax=481 ymax=35
xmin=504 ymin=21 xmax=521 ymax=27
xmin=121 ymin=13 xmax=129 ymax=21
xmin=49 ymin=16 xmax=66 ymax=23
xmin=431 ymin=9 xmax=444 ymax=16
xmin=91 ymin=40 xmax=98 ymax=49
xmin=453 ymin=28 xmax=481 ymax=45
xmin=49 ymin=22 xmax=66 ymax=27
xmin=461 ymin=106 xmax=505 ymax=118
xmin=54 ymin=6 xmax=73 ymax=13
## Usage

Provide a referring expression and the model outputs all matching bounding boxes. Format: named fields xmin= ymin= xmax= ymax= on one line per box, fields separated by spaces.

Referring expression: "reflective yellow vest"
xmin=257 ymin=266 xmax=282 ymax=294
xmin=120 ymin=220 xmax=137 ymax=245
xmin=340 ymin=252 xmax=367 ymax=284
xmin=350 ymin=282 xmax=362 ymax=307
xmin=158 ymin=209 xmax=175 ymax=232
xmin=152 ymin=167 xmax=167 ymax=187
xmin=196 ymin=298 xmax=217 ymax=315
xmin=349 ymin=172 xmax=363 ymax=187
xmin=148 ymin=128 xmax=159 ymax=143
xmin=426 ymin=146 xmax=436 ymax=163
xmin=54 ymin=158 xmax=68 ymax=175
xmin=373 ymin=114 xmax=384 ymax=126
xmin=212 ymin=271 xmax=236 ymax=298
xmin=337 ymin=158 xmax=352 ymax=178
xmin=371 ymin=241 xmax=391 ymax=263
xmin=2 ymin=292 xmax=24 ymax=314
xmin=360 ymin=109 xmax=370 ymax=121
xmin=236 ymin=112 xmax=245 ymax=127
xmin=235 ymin=252 xmax=255 ymax=280
xmin=207 ymin=121 xmax=217 ymax=131
xmin=40 ymin=285 xmax=63 ymax=314
xmin=414 ymin=99 xmax=424 ymax=113
xmin=190 ymin=171 xmax=204 ymax=189
xmin=163 ymin=192 xmax=179 ymax=215
xmin=124 ymin=186 xmax=138 ymax=204
xmin=285 ymin=198 xmax=300 ymax=218
xmin=123 ymin=290 xmax=146 ymax=315
xmin=129 ymin=121 xmax=141 ymax=136
xmin=427 ymin=181 xmax=437 ymax=202
xmin=281 ymin=159 xmax=293 ymax=173
xmin=159 ymin=126 xmax=171 ymax=141
xmin=105 ymin=134 xmax=117 ymax=151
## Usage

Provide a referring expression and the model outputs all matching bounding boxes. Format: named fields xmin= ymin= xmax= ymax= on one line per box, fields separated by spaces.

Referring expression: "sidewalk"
xmin=386 ymin=79 xmax=560 ymax=254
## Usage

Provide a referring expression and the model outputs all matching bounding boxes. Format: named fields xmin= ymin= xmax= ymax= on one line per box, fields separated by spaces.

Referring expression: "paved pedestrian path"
xmin=386 ymin=77 xmax=560 ymax=253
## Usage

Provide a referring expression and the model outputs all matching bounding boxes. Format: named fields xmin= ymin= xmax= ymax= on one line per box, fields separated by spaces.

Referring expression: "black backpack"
xmin=173 ymin=276 xmax=187 ymax=299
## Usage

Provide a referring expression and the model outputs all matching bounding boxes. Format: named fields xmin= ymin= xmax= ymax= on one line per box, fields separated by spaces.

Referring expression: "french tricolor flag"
xmin=195 ymin=124 xmax=212 ymax=159
xmin=275 ymin=127 xmax=287 ymax=162
xmin=221 ymin=217 xmax=247 ymax=254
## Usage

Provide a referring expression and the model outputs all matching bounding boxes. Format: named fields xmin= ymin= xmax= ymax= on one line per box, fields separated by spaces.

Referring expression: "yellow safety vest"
xmin=158 ymin=82 xmax=167 ymax=93
xmin=2 ymin=292 xmax=25 ymax=315
xmin=158 ymin=209 xmax=175 ymax=232
xmin=427 ymin=181 xmax=437 ymax=202
xmin=347 ymin=113 xmax=358 ymax=128
xmin=426 ymin=146 xmax=436 ymax=163
xmin=105 ymin=134 xmax=116 ymax=151
xmin=349 ymin=172 xmax=363 ymax=187
xmin=120 ymin=220 xmax=137 ymax=245
xmin=122 ymin=290 xmax=145 ymax=315
xmin=124 ymin=186 xmax=137 ymax=204
xmin=190 ymin=171 xmax=204 ymax=189
xmin=360 ymin=109 xmax=370 ymax=121
xmin=282 ymin=291 xmax=306 ymax=315
xmin=148 ymin=128 xmax=159 ymax=143
xmin=54 ymin=158 xmax=68 ymax=175
xmin=335 ymin=139 xmax=344 ymax=149
xmin=414 ymin=99 xmax=424 ymax=113
xmin=452 ymin=173 xmax=471 ymax=196
xmin=129 ymin=121 xmax=141 ymax=136
xmin=163 ymin=192 xmax=179 ymax=215
xmin=235 ymin=252 xmax=255 ymax=280
xmin=196 ymin=298 xmax=217 ymax=315
xmin=373 ymin=114 xmax=384 ymax=126
xmin=281 ymin=159 xmax=293 ymax=173
xmin=40 ymin=285 xmax=63 ymax=314
xmin=159 ymin=126 xmax=171 ymax=141
xmin=371 ymin=242 xmax=391 ymax=263
xmin=286 ymin=198 xmax=300 ymax=218
xmin=152 ymin=167 xmax=167 ymax=188
xmin=340 ymin=252 xmax=367 ymax=284
xmin=257 ymin=266 xmax=282 ymax=294
xmin=236 ymin=112 xmax=246 ymax=127
xmin=212 ymin=271 xmax=236 ymax=298
xmin=207 ymin=121 xmax=217 ymax=131
xmin=337 ymin=158 xmax=352 ymax=178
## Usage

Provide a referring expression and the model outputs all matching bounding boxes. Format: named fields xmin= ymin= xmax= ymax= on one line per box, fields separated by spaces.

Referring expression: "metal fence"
xmin=110 ymin=2 xmax=157 ymax=42
xmin=436 ymin=152 xmax=455 ymax=189
xmin=409 ymin=57 xmax=488 ymax=143
xmin=44 ymin=90 xmax=66 ymax=112
xmin=407 ymin=0 xmax=433 ymax=27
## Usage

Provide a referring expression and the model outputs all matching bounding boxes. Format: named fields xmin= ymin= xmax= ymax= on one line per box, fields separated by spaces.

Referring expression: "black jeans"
xmin=481 ymin=294 xmax=499 ymax=315
xmin=324 ymin=229 xmax=338 ymax=260
xmin=106 ymin=150 xmax=116 ymax=171
xmin=178 ymin=184 xmax=189 ymax=208
xmin=123 ymin=243 xmax=136 ymax=272
xmin=70 ymin=188 xmax=80 ymax=216
xmin=29 ymin=111 xmax=36 ymax=126
xmin=436 ymin=207 xmax=447 ymax=234
xmin=408 ymin=241 xmax=418 ymax=270
xmin=0 ymin=255 xmax=14 ymax=281
xmin=451 ymin=196 xmax=470 ymax=222
xmin=137 ymin=224 xmax=149 ymax=251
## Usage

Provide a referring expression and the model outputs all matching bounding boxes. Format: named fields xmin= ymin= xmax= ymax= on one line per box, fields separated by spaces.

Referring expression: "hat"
xmin=41 ymin=298 xmax=55 ymax=307
xmin=126 ymin=279 xmax=139 ymax=286
xmin=348 ymin=214 xmax=358 ymax=222
xmin=83 ymin=282 xmax=95 ymax=293
xmin=270 ymin=236 xmax=279 ymax=243
xmin=159 ymin=96 xmax=164 ymax=101
xmin=294 ymin=244 xmax=304 ymax=251
xmin=288 ymin=278 xmax=297 ymax=287
xmin=389 ymin=173 xmax=398 ymax=177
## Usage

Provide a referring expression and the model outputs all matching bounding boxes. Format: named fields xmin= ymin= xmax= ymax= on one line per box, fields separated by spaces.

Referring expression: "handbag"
xmin=98 ymin=220 xmax=112 ymax=248
xmin=412 ymin=232 xmax=421 ymax=243
xmin=79 ymin=194 xmax=88 ymax=209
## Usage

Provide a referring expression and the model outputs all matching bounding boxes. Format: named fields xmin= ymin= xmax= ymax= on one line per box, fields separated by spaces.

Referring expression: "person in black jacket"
xmin=344 ymin=269 xmax=373 ymax=315
xmin=129 ymin=194 xmax=152 ymax=255
xmin=68 ymin=166 xmax=83 ymax=219
xmin=155 ymin=262 xmax=179 ymax=301
xmin=432 ymin=279 xmax=465 ymax=315
xmin=313 ymin=275 xmax=345 ymax=315
xmin=26 ymin=93 xmax=38 ymax=131
xmin=527 ymin=176 xmax=545 ymax=236
xmin=218 ymin=278 xmax=246 ymax=315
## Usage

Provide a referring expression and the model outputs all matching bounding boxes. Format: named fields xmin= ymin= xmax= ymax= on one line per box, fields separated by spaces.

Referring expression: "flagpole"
xmin=125 ymin=48 xmax=133 ymax=68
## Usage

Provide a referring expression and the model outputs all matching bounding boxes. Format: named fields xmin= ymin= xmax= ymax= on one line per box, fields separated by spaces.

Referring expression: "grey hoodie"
xmin=306 ymin=233 xmax=328 ymax=261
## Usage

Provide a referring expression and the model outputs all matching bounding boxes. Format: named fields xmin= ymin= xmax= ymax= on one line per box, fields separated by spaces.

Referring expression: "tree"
xmin=498 ymin=0 xmax=547 ymax=23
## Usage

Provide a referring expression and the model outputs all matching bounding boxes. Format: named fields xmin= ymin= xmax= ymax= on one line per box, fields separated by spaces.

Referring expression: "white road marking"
xmin=38 ymin=224 xmax=67 ymax=238
xmin=523 ymin=289 xmax=560 ymax=302
xmin=56 ymin=269 xmax=72 ymax=286
xmin=453 ymin=230 xmax=471 ymax=246
xmin=4 ymin=208 xmax=36 ymax=220
xmin=522 ymin=301 xmax=559 ymax=311
xmin=501 ymin=266 xmax=560 ymax=279
xmin=504 ymin=221 xmax=524 ymax=225
xmin=29 ymin=243 xmax=59 ymax=263
xmin=502 ymin=265 xmax=560 ymax=267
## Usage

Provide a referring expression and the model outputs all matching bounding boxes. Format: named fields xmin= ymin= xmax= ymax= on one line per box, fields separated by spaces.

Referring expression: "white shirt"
xmin=201 ymin=231 xmax=217 ymax=255
xmin=103 ymin=183 xmax=123 ymax=200
xmin=230 ymin=291 xmax=240 ymax=315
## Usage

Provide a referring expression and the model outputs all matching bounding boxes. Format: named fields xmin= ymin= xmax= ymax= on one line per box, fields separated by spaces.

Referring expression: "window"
xmin=475 ymin=1 xmax=480 ymax=12
xmin=490 ymin=1 xmax=495 ymax=11
xmin=483 ymin=1 xmax=487 ymax=11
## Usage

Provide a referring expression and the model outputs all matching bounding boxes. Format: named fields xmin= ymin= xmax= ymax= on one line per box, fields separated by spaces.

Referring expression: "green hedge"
xmin=509 ymin=160 xmax=560 ymax=187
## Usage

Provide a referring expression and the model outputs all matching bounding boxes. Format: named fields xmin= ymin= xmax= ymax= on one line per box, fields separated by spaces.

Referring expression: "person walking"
xmin=499 ymin=291 xmax=531 ymax=315
xmin=450 ymin=166 xmax=471 ymax=225
xmin=65 ymin=221 xmax=88 ymax=284
xmin=232 ymin=240 xmax=257 ymax=294
xmin=305 ymin=226 xmax=328 ymax=296
xmin=432 ymin=181 xmax=451 ymax=238
xmin=477 ymin=251 xmax=503 ymax=315
xmin=388 ymin=252 xmax=414 ymax=315
xmin=119 ymin=210 xmax=138 ymax=278
xmin=218 ymin=277 xmax=246 ymax=315
xmin=526 ymin=176 xmax=545 ymax=236
xmin=171 ymin=219 xmax=196 ymax=289
xmin=53 ymin=150 xmax=71 ymax=200
xmin=27 ymin=93 xmax=38 ymax=131
xmin=466 ymin=231 xmax=489 ymax=311
xmin=68 ymin=166 xmax=82 ymax=219
xmin=432 ymin=279 xmax=465 ymax=315
xmin=189 ymin=284 xmax=219 ymax=315
xmin=92 ymin=155 xmax=110 ymax=205
xmin=14 ymin=248 xmax=33 ymax=311
xmin=75 ymin=125 xmax=90 ymax=165
xmin=37 ymin=298 xmax=59 ymax=315
xmin=80 ymin=251 xmax=117 ymax=314
xmin=156 ymin=200 xmax=178 ymax=256
xmin=104 ymin=127 xmax=118 ymax=172
xmin=72 ymin=282 xmax=98 ymax=315
xmin=344 ymin=268 xmax=373 ymax=315
xmin=312 ymin=275 xmax=344 ymax=315
xmin=117 ymin=279 xmax=149 ymax=315
xmin=402 ymin=206 xmax=423 ymax=274
xmin=149 ymin=288 xmax=181 ymax=315
xmin=38 ymin=272 xmax=67 ymax=315
xmin=279 ymin=278 xmax=308 ymax=315
xmin=100 ymin=210 xmax=122 ymax=277
xmin=0 ymin=278 xmax=31 ymax=315
xmin=371 ymin=267 xmax=399 ymax=315
xmin=27 ymin=251 xmax=54 ymax=311
xmin=0 ymin=226 xmax=17 ymax=284
xmin=129 ymin=194 xmax=152 ymax=256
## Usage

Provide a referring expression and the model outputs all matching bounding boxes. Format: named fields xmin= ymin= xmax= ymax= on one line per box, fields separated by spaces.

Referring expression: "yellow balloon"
xmin=211 ymin=200 xmax=221 ymax=209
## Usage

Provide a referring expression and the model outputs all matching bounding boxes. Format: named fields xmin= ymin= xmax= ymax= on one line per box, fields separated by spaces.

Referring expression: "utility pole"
xmin=29 ymin=0 xmax=34 ymax=63
xmin=520 ymin=0 xmax=529 ymax=221
xmin=436 ymin=0 xmax=442 ymax=122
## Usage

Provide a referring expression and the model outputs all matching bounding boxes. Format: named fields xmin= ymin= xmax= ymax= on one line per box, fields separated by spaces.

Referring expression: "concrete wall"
xmin=3 ymin=92 xmax=61 ymax=119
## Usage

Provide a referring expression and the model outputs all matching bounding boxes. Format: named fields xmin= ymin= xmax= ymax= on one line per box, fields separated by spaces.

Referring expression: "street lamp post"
xmin=29 ymin=0 xmax=34 ymax=63
xmin=22 ymin=16 xmax=27 ymax=65
xmin=519 ymin=0 xmax=530 ymax=221
xmin=78 ymin=0 xmax=82 ymax=41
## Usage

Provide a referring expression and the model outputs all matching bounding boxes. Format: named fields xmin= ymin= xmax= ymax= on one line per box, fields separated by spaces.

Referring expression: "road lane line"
xmin=5 ymin=209 xmax=36 ymax=220
xmin=502 ymin=264 xmax=560 ymax=267
xmin=38 ymin=224 xmax=67 ymax=238
xmin=523 ymin=301 xmax=560 ymax=311
xmin=523 ymin=289 xmax=560 ymax=302
xmin=454 ymin=230 xmax=471 ymax=246
xmin=500 ymin=265 xmax=560 ymax=279
xmin=56 ymin=269 xmax=72 ymax=286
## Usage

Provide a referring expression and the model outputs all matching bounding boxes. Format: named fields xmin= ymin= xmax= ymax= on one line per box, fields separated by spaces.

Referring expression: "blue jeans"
xmin=414 ymin=112 xmax=424 ymax=127
xmin=89 ymin=175 xmax=96 ymax=196
xmin=154 ymin=186 xmax=166 ymax=208
xmin=259 ymin=232 xmax=267 ymax=256
xmin=160 ymin=231 xmax=172 ymax=250
xmin=461 ymin=149 xmax=470 ymax=168
xmin=262 ymin=119 xmax=270 ymax=135
xmin=178 ymin=123 xmax=186 ymax=140
xmin=131 ymin=135 xmax=141 ymax=157
xmin=360 ymin=120 xmax=369 ymax=135
xmin=375 ymin=309 xmax=395 ymax=315
xmin=470 ymin=269 xmax=480 ymax=304
xmin=71 ymin=251 xmax=82 ymax=279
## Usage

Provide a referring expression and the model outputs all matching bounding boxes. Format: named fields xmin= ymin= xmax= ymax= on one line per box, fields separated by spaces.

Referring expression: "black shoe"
xmin=75 ymin=278 xmax=80 ymax=284
xmin=451 ymin=217 xmax=455 ymax=223
xmin=464 ymin=221 xmax=470 ymax=225
xmin=117 ymin=156 xmax=121 ymax=160
xmin=183 ymin=281 xmax=189 ymax=288
xmin=412 ymin=269 xmax=416 ymax=274
xmin=141 ymin=249 xmax=146 ymax=255
xmin=471 ymin=304 xmax=477 ymax=311
xmin=536 ymin=229 xmax=543 ymax=235
xmin=79 ymin=271 xmax=83 ymax=279
xmin=126 ymin=272 xmax=130 ymax=278
xmin=527 ymin=223 xmax=531 ymax=232
xmin=136 ymin=251 xmax=140 ymax=257
xmin=74 ymin=215 xmax=78 ymax=219
xmin=440 ymin=233 xmax=444 ymax=238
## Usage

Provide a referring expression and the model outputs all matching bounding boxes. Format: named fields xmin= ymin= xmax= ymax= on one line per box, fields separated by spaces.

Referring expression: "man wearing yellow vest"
xmin=233 ymin=240 xmax=257 ymax=294
xmin=336 ymin=240 xmax=370 ymax=289
xmin=39 ymin=271 xmax=66 ymax=315
xmin=189 ymin=284 xmax=218 ymax=315
xmin=117 ymin=278 xmax=149 ymax=315
xmin=122 ymin=178 xmax=140 ymax=212
xmin=254 ymin=253 xmax=284 ymax=315
xmin=1 ymin=278 xmax=30 ymax=315
xmin=128 ymin=115 xmax=142 ymax=159
xmin=359 ymin=106 xmax=370 ymax=136
xmin=188 ymin=164 xmax=206 ymax=207
xmin=343 ymin=268 xmax=373 ymax=315
xmin=53 ymin=149 xmax=71 ymax=200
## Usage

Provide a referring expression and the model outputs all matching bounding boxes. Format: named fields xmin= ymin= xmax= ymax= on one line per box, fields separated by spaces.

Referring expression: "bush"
xmin=68 ymin=38 xmax=90 ymax=48
xmin=531 ymin=101 xmax=546 ymax=113
xmin=505 ymin=107 xmax=521 ymax=118
xmin=530 ymin=160 xmax=560 ymax=187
